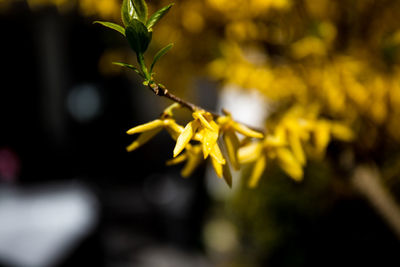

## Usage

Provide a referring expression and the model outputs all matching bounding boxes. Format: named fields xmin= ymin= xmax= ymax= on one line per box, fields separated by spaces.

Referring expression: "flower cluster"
xmin=126 ymin=103 xmax=354 ymax=187
xmin=126 ymin=104 xmax=264 ymax=187
xmin=238 ymin=106 xmax=354 ymax=187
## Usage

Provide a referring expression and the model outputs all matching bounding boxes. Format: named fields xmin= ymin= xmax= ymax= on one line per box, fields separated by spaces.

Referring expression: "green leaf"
xmin=125 ymin=19 xmax=152 ymax=54
xmin=150 ymin=43 xmax=173 ymax=73
xmin=94 ymin=21 xmax=125 ymax=36
xmin=132 ymin=0 xmax=148 ymax=23
xmin=121 ymin=0 xmax=136 ymax=26
xmin=112 ymin=62 xmax=143 ymax=77
xmin=146 ymin=3 xmax=174 ymax=30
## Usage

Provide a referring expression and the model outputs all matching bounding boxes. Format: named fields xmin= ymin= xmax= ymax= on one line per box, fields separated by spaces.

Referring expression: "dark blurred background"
xmin=0 ymin=1 xmax=211 ymax=266
xmin=1 ymin=0 xmax=400 ymax=267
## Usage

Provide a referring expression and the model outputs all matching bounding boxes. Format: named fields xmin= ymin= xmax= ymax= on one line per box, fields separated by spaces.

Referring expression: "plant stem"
xmin=137 ymin=53 xmax=151 ymax=81
xmin=146 ymin=82 xmax=265 ymax=133
xmin=148 ymin=83 xmax=201 ymax=112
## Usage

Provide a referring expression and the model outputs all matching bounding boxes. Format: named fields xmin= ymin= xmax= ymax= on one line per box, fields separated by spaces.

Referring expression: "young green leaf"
xmin=147 ymin=3 xmax=174 ymax=30
xmin=112 ymin=62 xmax=144 ymax=77
xmin=132 ymin=0 xmax=148 ymax=23
xmin=125 ymin=19 xmax=152 ymax=54
xmin=121 ymin=0 xmax=137 ymax=26
xmin=94 ymin=21 xmax=125 ymax=36
xmin=150 ymin=43 xmax=174 ymax=73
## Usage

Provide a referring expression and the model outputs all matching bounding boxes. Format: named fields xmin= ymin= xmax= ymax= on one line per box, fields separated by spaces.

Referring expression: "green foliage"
xmin=93 ymin=21 xmax=125 ymax=36
xmin=132 ymin=0 xmax=148 ymax=23
xmin=125 ymin=19 xmax=152 ymax=54
xmin=150 ymin=43 xmax=174 ymax=73
xmin=121 ymin=0 xmax=135 ymax=26
xmin=147 ymin=4 xmax=174 ymax=30
xmin=108 ymin=0 xmax=174 ymax=83
xmin=121 ymin=0 xmax=148 ymax=25
xmin=112 ymin=62 xmax=143 ymax=77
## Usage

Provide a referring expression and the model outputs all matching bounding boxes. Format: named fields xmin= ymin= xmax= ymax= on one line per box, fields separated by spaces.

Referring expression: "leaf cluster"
xmin=94 ymin=0 xmax=174 ymax=83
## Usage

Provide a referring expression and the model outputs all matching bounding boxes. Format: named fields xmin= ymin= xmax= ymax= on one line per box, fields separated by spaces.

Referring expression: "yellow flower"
xmin=126 ymin=104 xmax=185 ymax=152
xmin=248 ymin=153 xmax=267 ymax=188
xmin=170 ymin=110 xmax=237 ymax=183
xmin=276 ymin=147 xmax=303 ymax=182
xmin=238 ymin=120 xmax=305 ymax=186
xmin=173 ymin=110 xmax=222 ymax=160
xmin=217 ymin=112 xmax=264 ymax=170
xmin=167 ymin=144 xmax=204 ymax=177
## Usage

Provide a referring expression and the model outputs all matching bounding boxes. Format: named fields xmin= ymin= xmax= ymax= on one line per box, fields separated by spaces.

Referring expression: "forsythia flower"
xmin=126 ymin=104 xmax=264 ymax=187
xmin=172 ymin=110 xmax=227 ymax=181
xmin=126 ymin=104 xmax=183 ymax=152
xmin=238 ymin=107 xmax=354 ymax=188
xmin=167 ymin=144 xmax=204 ymax=177
xmin=217 ymin=110 xmax=264 ymax=170
xmin=126 ymin=103 xmax=353 ymax=188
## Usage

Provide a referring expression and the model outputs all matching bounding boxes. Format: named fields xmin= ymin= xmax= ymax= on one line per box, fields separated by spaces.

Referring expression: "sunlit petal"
xmin=202 ymin=128 xmax=219 ymax=159
xmin=211 ymin=157 xmax=223 ymax=178
xmin=126 ymin=127 xmax=162 ymax=152
xmin=210 ymin=144 xmax=226 ymax=165
xmin=173 ymin=120 xmax=199 ymax=157
xmin=126 ymin=119 xmax=164 ymax=135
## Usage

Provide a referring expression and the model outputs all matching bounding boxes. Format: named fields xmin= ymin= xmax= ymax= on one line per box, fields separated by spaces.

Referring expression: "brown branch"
xmin=147 ymin=82 xmax=265 ymax=133
xmin=148 ymin=83 xmax=220 ymax=117
xmin=149 ymin=83 xmax=200 ymax=112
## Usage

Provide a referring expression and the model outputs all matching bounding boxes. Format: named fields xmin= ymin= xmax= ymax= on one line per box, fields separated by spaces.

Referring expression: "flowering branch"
xmin=94 ymin=0 xmax=355 ymax=187
xmin=148 ymin=82 xmax=201 ymax=112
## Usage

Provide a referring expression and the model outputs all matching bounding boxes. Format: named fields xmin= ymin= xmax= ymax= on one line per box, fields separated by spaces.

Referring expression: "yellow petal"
xmin=288 ymin=131 xmax=306 ymax=166
xmin=126 ymin=128 xmax=162 ymax=152
xmin=331 ymin=123 xmax=354 ymax=142
xmin=210 ymin=144 xmax=226 ymax=165
xmin=211 ymin=157 xmax=223 ymax=178
xmin=173 ymin=120 xmax=199 ymax=157
xmin=264 ymin=126 xmax=286 ymax=147
xmin=248 ymin=154 xmax=267 ymax=188
xmin=193 ymin=128 xmax=205 ymax=141
xmin=181 ymin=146 xmax=203 ymax=177
xmin=165 ymin=120 xmax=184 ymax=140
xmin=223 ymin=130 xmax=240 ymax=170
xmin=238 ymin=142 xmax=262 ymax=164
xmin=166 ymin=154 xmax=187 ymax=166
xmin=126 ymin=120 xmax=164 ymax=135
xmin=163 ymin=103 xmax=181 ymax=117
xmin=314 ymin=121 xmax=331 ymax=155
xmin=193 ymin=111 xmax=215 ymax=131
xmin=276 ymin=148 xmax=303 ymax=181
xmin=216 ymin=115 xmax=230 ymax=126
xmin=202 ymin=127 xmax=219 ymax=159
xmin=223 ymin=163 xmax=232 ymax=188
xmin=232 ymin=122 xmax=264 ymax=139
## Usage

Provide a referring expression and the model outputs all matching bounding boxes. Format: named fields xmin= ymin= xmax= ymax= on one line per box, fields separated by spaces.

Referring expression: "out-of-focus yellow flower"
xmin=237 ymin=106 xmax=355 ymax=187
xmin=291 ymin=36 xmax=327 ymax=59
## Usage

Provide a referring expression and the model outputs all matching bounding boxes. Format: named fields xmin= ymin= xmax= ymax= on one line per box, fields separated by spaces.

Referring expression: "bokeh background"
xmin=1 ymin=0 xmax=400 ymax=266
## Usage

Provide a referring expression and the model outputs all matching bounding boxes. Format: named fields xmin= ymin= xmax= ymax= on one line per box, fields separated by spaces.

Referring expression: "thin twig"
xmin=147 ymin=82 xmax=265 ymax=133
xmin=148 ymin=83 xmax=218 ymax=116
